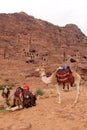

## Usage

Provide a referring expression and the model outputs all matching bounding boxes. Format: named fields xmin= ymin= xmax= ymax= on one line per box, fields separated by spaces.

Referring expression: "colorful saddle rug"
xmin=56 ymin=66 xmax=74 ymax=84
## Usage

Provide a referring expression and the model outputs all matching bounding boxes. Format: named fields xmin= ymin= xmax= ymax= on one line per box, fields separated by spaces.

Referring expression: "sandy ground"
xmin=0 ymin=82 xmax=87 ymax=130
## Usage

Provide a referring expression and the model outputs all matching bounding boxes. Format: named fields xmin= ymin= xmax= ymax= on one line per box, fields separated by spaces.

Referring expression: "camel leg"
xmin=63 ymin=82 xmax=65 ymax=90
xmin=67 ymin=84 xmax=69 ymax=90
xmin=55 ymin=84 xmax=61 ymax=104
xmin=74 ymin=83 xmax=80 ymax=104
xmin=65 ymin=83 xmax=70 ymax=91
xmin=10 ymin=105 xmax=23 ymax=111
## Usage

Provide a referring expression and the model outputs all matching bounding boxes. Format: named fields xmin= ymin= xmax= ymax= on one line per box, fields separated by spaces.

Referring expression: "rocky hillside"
xmin=0 ymin=12 xmax=87 ymax=84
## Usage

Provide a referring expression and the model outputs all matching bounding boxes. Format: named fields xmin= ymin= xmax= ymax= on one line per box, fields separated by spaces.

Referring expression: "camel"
xmin=2 ymin=86 xmax=24 ymax=111
xmin=35 ymin=66 xmax=81 ymax=104
xmin=2 ymin=86 xmax=37 ymax=111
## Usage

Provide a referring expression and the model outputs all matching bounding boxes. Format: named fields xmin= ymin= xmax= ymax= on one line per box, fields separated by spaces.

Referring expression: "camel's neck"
xmin=39 ymin=70 xmax=52 ymax=84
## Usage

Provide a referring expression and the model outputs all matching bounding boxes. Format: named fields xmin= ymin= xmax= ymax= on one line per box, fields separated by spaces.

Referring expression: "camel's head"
xmin=35 ymin=67 xmax=45 ymax=76
xmin=35 ymin=67 xmax=45 ymax=72
xmin=35 ymin=67 xmax=40 ymax=72
xmin=2 ymin=86 xmax=10 ymax=99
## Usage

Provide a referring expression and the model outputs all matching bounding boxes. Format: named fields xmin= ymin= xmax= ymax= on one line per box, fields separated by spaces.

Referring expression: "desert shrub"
xmin=0 ymin=85 xmax=3 ymax=90
xmin=35 ymin=88 xmax=45 ymax=96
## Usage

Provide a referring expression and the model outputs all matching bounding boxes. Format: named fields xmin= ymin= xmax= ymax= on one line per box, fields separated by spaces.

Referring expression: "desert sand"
xmin=0 ymin=80 xmax=87 ymax=130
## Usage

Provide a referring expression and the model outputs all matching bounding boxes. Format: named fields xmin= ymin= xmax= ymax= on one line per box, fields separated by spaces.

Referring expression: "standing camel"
xmin=35 ymin=66 xmax=81 ymax=104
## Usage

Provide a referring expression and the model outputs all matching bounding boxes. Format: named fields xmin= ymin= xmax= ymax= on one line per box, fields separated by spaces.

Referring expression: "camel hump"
xmin=56 ymin=65 xmax=73 ymax=83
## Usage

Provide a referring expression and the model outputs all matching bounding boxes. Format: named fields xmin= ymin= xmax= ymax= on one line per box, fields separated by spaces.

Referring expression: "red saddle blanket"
xmin=56 ymin=68 xmax=73 ymax=83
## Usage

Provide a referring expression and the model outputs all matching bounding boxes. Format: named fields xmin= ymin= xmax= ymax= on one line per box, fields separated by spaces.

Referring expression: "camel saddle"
xmin=56 ymin=67 xmax=74 ymax=84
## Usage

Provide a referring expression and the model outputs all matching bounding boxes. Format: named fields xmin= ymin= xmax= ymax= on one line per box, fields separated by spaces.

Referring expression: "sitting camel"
xmin=2 ymin=86 xmax=37 ymax=111
xmin=35 ymin=66 xmax=81 ymax=104
xmin=2 ymin=86 xmax=23 ymax=111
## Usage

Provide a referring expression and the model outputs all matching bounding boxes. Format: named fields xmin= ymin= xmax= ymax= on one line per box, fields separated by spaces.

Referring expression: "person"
xmin=22 ymin=85 xmax=37 ymax=108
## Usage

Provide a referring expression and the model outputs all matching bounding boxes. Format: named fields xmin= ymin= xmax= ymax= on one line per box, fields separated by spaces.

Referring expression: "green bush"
xmin=35 ymin=89 xmax=45 ymax=96
xmin=0 ymin=85 xmax=3 ymax=90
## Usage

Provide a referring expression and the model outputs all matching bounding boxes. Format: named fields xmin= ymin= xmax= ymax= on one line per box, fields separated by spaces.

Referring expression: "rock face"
xmin=0 ymin=12 xmax=87 ymax=84
xmin=0 ymin=12 xmax=87 ymax=61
